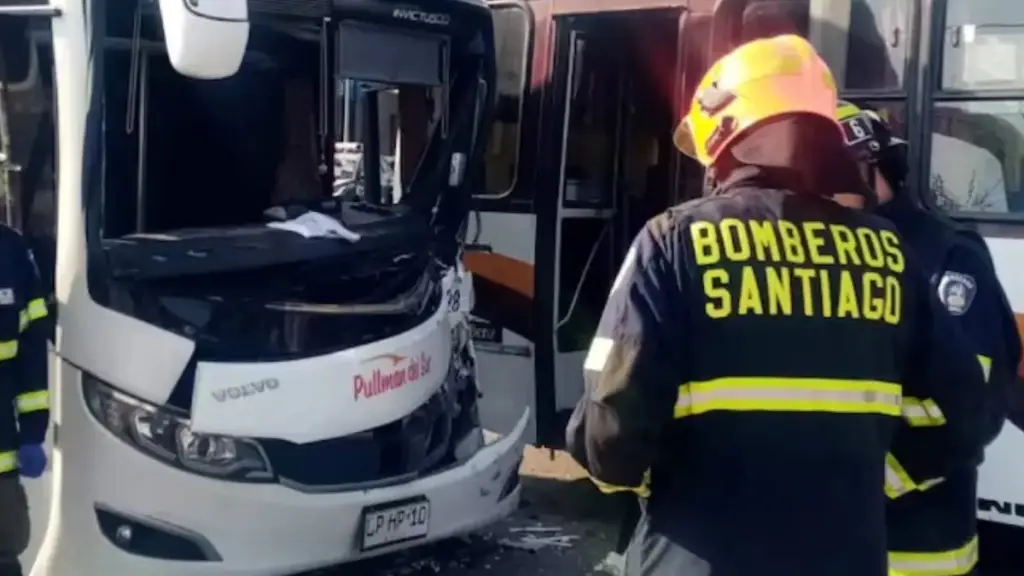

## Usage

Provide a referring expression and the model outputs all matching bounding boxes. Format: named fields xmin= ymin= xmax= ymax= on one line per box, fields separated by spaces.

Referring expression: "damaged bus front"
xmin=0 ymin=0 xmax=528 ymax=573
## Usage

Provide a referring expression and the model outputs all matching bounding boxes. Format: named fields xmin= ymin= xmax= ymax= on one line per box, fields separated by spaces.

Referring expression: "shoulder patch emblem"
xmin=0 ymin=288 xmax=13 ymax=306
xmin=937 ymin=271 xmax=977 ymax=316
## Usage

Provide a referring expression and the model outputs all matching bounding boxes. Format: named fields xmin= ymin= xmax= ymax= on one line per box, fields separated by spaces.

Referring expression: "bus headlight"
xmin=83 ymin=374 xmax=273 ymax=482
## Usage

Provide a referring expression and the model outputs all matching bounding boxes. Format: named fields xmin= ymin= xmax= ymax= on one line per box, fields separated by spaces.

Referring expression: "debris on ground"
xmin=591 ymin=552 xmax=625 ymax=576
xmin=499 ymin=523 xmax=580 ymax=551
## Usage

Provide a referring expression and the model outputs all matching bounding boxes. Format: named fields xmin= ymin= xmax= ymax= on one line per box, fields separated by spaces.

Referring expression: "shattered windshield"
xmin=334 ymin=84 xmax=443 ymax=204
xmin=98 ymin=12 xmax=449 ymax=237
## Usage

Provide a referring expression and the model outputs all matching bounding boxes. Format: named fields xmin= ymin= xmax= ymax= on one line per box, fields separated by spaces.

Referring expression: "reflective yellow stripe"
xmin=884 ymin=453 xmax=944 ymax=500
xmin=836 ymin=101 xmax=861 ymax=122
xmin=889 ymin=535 xmax=979 ymax=575
xmin=0 ymin=339 xmax=17 ymax=361
xmin=674 ymin=377 xmax=902 ymax=418
xmin=16 ymin=389 xmax=49 ymax=414
xmin=977 ymin=355 xmax=992 ymax=383
xmin=0 ymin=450 xmax=16 ymax=473
xmin=588 ymin=470 xmax=652 ymax=499
xmin=902 ymin=397 xmax=946 ymax=427
xmin=18 ymin=297 xmax=48 ymax=332
xmin=885 ymin=453 xmax=916 ymax=499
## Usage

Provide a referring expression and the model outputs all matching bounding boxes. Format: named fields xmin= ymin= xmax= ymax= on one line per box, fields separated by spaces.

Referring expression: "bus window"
xmin=561 ymin=33 xmax=618 ymax=209
xmin=942 ymin=0 xmax=1024 ymax=90
xmin=844 ymin=0 xmax=909 ymax=90
xmin=929 ymin=101 xmax=1024 ymax=214
xmin=480 ymin=4 xmax=530 ymax=199
xmin=739 ymin=0 xmax=909 ymax=90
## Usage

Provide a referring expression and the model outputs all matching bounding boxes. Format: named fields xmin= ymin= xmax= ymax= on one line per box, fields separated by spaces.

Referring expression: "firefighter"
xmin=0 ymin=225 xmax=50 ymax=576
xmin=837 ymin=101 xmax=1021 ymax=576
xmin=565 ymin=35 xmax=988 ymax=576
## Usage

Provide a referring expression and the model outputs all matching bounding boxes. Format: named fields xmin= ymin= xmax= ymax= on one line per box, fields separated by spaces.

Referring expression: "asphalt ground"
xmin=310 ymin=446 xmax=1024 ymax=576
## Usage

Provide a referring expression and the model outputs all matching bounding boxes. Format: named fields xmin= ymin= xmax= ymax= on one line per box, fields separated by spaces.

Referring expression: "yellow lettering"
xmin=830 ymin=224 xmax=861 ymax=265
xmin=880 ymin=230 xmax=905 ymax=273
xmin=856 ymin=228 xmax=885 ymax=268
xmin=749 ymin=221 xmax=781 ymax=262
xmin=793 ymin=268 xmax=816 ymax=316
xmin=837 ymin=270 xmax=860 ymax=318
xmin=721 ymin=218 xmax=751 ymax=262
xmin=884 ymin=276 xmax=901 ymax=324
xmin=703 ymin=268 xmax=731 ymax=318
xmin=695 ymin=222 xmax=903 ymax=325
xmin=862 ymin=272 xmax=884 ymax=321
xmin=818 ymin=269 xmax=833 ymax=317
xmin=737 ymin=266 xmax=763 ymax=315
xmin=691 ymin=221 xmax=720 ymax=266
xmin=778 ymin=220 xmax=806 ymax=263
xmin=803 ymin=222 xmax=835 ymax=265
xmin=765 ymin=266 xmax=792 ymax=315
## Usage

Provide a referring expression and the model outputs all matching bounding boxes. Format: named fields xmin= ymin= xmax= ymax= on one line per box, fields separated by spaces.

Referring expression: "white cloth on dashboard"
xmin=266 ymin=211 xmax=361 ymax=242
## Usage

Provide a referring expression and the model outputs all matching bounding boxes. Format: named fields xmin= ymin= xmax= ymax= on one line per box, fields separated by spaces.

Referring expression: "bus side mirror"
xmin=157 ymin=0 xmax=249 ymax=80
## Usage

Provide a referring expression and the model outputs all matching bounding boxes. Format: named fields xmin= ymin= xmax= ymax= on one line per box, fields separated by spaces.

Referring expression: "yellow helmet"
xmin=673 ymin=34 xmax=841 ymax=167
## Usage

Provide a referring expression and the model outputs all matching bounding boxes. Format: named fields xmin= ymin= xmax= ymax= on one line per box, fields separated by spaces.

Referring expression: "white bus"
xmin=0 ymin=0 xmax=529 ymax=574
xmin=471 ymin=0 xmax=1024 ymax=569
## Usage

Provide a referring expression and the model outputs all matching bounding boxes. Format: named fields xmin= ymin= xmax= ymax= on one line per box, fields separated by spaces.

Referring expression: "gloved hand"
xmin=17 ymin=444 xmax=47 ymax=478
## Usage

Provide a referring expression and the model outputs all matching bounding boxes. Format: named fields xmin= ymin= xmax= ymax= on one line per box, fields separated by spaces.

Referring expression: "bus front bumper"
xmin=31 ymin=386 xmax=529 ymax=576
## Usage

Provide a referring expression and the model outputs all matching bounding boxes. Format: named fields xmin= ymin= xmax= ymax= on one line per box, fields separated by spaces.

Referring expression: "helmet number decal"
xmin=840 ymin=116 xmax=872 ymax=147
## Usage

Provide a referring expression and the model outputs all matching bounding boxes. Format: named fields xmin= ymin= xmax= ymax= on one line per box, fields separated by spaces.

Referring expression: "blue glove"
xmin=17 ymin=444 xmax=47 ymax=478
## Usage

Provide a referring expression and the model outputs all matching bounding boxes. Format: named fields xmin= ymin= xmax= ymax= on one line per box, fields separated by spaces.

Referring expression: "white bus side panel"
xmin=465 ymin=210 xmax=538 ymax=444
xmin=977 ymin=236 xmax=1024 ymax=527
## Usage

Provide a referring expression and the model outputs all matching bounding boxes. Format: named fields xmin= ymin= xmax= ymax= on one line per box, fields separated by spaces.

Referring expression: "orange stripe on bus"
xmin=1017 ymin=314 xmax=1024 ymax=379
xmin=463 ymin=252 xmax=535 ymax=299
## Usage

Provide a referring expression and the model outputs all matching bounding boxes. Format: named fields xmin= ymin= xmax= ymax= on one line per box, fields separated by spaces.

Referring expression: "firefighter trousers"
xmin=0 ymin=476 xmax=29 ymax=576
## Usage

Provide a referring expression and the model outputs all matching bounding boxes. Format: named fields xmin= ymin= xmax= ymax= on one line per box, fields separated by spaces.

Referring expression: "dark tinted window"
xmin=481 ymin=5 xmax=530 ymax=198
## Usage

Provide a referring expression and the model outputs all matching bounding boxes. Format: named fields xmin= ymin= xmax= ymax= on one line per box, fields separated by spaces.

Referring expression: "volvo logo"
xmin=212 ymin=378 xmax=281 ymax=402
xmin=392 ymin=8 xmax=451 ymax=26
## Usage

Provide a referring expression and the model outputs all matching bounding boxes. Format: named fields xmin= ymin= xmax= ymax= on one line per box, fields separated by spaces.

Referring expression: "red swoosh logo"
xmin=364 ymin=353 xmax=406 ymax=366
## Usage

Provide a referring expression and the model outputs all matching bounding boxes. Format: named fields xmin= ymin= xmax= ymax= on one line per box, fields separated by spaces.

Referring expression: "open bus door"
xmin=469 ymin=2 xmax=698 ymax=447
xmin=0 ymin=10 xmax=56 ymax=320
xmin=468 ymin=1 xmax=722 ymax=448
xmin=545 ymin=7 xmax=715 ymax=448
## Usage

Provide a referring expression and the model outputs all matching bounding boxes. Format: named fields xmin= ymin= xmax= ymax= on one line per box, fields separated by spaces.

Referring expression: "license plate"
xmin=361 ymin=496 xmax=431 ymax=551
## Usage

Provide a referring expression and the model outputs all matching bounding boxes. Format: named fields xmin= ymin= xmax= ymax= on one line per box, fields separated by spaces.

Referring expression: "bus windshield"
xmin=98 ymin=14 xmax=455 ymax=237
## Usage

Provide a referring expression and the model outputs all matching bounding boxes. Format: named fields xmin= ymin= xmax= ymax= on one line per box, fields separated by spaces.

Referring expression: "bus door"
xmin=548 ymin=17 xmax=623 ymax=443
xmin=0 ymin=12 xmax=56 ymax=319
xmin=543 ymin=9 xmax=686 ymax=446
